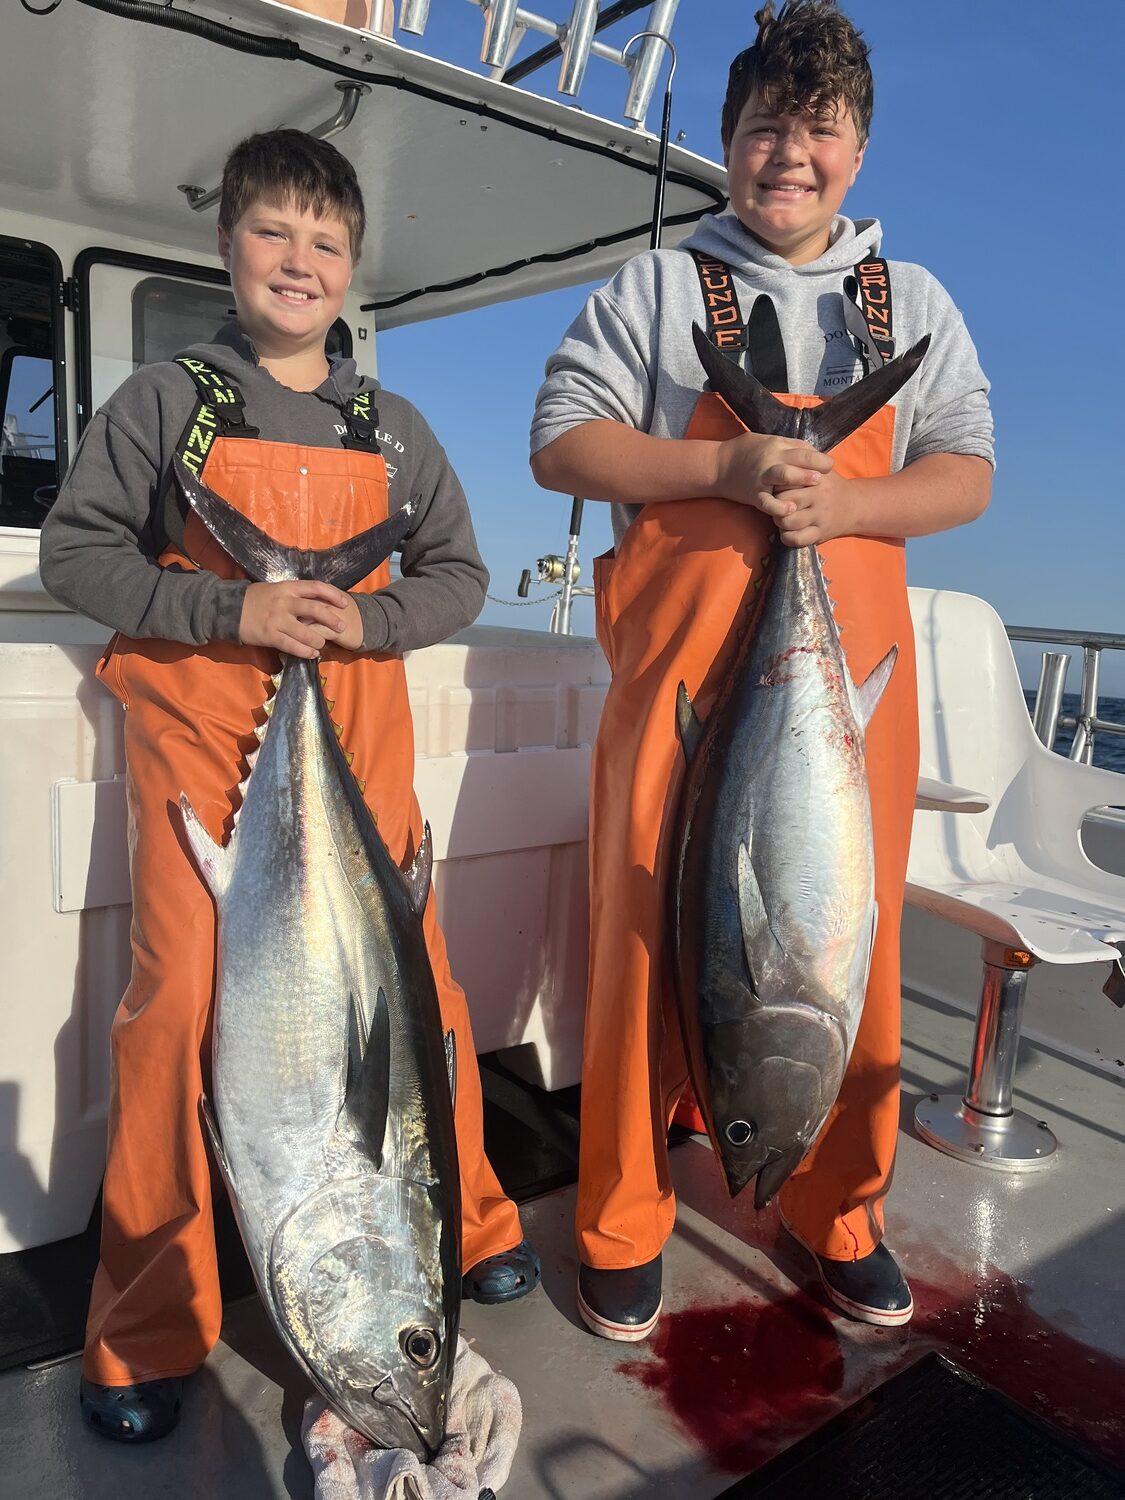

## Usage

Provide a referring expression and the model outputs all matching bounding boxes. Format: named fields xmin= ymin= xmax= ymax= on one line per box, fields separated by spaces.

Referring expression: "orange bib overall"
xmin=577 ymin=390 xmax=918 ymax=1270
xmin=84 ymin=432 xmax=521 ymax=1386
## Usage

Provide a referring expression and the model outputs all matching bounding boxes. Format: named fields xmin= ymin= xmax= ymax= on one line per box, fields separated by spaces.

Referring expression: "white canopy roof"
xmin=3 ymin=0 xmax=727 ymax=326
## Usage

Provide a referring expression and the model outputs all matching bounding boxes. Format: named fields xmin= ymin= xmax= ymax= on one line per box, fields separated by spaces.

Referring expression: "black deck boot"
xmin=79 ymin=1376 xmax=185 ymax=1443
xmin=786 ymin=1226 xmax=914 ymax=1327
xmin=577 ymin=1254 xmax=663 ymax=1342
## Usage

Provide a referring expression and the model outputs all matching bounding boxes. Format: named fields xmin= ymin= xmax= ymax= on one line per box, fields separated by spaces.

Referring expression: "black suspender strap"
xmin=171 ymin=357 xmax=259 ymax=480
xmin=339 ymin=386 xmax=383 ymax=453
xmin=845 ymin=257 xmax=895 ymax=365
xmin=691 ymin=250 xmax=749 ymax=359
xmin=691 ymin=250 xmax=789 ymax=392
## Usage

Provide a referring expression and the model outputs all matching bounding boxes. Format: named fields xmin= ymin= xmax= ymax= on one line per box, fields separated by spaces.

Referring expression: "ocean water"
xmin=1022 ymin=691 xmax=1125 ymax=776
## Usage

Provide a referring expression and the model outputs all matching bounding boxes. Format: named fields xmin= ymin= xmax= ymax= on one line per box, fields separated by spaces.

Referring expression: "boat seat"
xmin=905 ymin=586 xmax=1125 ymax=1170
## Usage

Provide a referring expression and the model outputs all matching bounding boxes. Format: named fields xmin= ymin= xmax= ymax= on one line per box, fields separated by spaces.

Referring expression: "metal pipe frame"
xmin=180 ymin=81 xmax=370 ymax=213
xmin=914 ymin=939 xmax=1057 ymax=1171
xmin=1008 ymin=625 xmax=1125 ymax=765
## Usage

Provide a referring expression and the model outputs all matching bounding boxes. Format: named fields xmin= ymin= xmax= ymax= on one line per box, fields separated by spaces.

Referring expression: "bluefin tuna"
xmin=172 ymin=457 xmax=460 ymax=1460
xmin=672 ymin=329 xmax=929 ymax=1208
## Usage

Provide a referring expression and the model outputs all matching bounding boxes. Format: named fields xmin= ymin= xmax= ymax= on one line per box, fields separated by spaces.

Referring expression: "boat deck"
xmin=2 ymin=989 xmax=1122 ymax=1497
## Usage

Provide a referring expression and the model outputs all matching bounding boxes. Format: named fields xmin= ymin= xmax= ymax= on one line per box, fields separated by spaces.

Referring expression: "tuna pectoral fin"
xmin=172 ymin=455 xmax=415 ymax=588
xmin=179 ymin=793 xmax=234 ymax=900
xmin=675 ymin=683 xmax=704 ymax=762
xmin=403 ymin=823 xmax=433 ymax=919
xmin=738 ymin=840 xmax=780 ymax=973
xmin=339 ymin=989 xmax=390 ymax=1167
xmin=855 ymin=645 xmax=898 ymax=729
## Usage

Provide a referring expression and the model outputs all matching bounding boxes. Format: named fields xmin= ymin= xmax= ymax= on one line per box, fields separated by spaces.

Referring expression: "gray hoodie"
xmin=39 ymin=325 xmax=488 ymax=653
xmin=530 ymin=212 xmax=994 ymax=547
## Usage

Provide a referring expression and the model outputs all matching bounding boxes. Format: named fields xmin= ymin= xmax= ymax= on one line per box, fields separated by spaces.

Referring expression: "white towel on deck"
xmin=302 ymin=1338 xmax=522 ymax=1500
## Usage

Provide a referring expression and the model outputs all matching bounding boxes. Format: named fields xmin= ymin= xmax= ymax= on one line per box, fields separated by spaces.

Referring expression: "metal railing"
xmin=1008 ymin=625 xmax=1125 ymax=765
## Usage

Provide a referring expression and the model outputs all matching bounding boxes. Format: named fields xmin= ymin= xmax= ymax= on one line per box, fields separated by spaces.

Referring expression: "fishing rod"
xmin=532 ymin=29 xmax=679 ymax=633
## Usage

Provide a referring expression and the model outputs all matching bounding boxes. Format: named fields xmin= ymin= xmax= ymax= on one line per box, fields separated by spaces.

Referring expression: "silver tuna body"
xmin=672 ymin=329 xmax=929 ymax=1208
xmin=176 ymin=460 xmax=460 ymax=1459
xmin=674 ymin=541 xmax=894 ymax=1207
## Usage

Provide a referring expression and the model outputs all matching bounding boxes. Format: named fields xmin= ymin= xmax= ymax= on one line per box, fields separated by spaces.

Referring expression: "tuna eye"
xmin=402 ymin=1327 xmax=440 ymax=1368
xmin=726 ymin=1119 xmax=755 ymax=1147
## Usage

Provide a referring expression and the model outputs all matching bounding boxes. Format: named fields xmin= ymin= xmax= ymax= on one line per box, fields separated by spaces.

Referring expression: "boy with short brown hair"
xmin=41 ymin=128 xmax=538 ymax=1443
xmin=531 ymin=0 xmax=993 ymax=1341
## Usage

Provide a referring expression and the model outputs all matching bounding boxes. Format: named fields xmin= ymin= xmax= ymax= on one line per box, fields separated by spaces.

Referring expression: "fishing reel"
xmin=516 ymin=497 xmax=594 ymax=635
xmin=517 ymin=553 xmax=581 ymax=596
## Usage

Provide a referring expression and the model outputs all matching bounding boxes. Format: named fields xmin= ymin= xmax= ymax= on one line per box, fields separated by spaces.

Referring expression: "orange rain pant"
xmin=84 ymin=434 xmax=522 ymax=1386
xmin=577 ymin=390 xmax=918 ymax=1269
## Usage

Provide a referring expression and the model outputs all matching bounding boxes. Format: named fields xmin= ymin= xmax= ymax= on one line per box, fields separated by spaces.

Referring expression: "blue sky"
xmin=377 ymin=1 xmax=1124 ymax=694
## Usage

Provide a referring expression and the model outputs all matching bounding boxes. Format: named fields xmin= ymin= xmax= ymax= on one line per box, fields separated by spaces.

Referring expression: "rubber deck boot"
xmin=79 ymin=1376 xmax=184 ymax=1443
xmin=577 ymin=1254 xmax=663 ymax=1342
xmin=462 ymin=1238 xmax=542 ymax=1305
xmin=785 ymin=1225 xmax=913 ymax=1327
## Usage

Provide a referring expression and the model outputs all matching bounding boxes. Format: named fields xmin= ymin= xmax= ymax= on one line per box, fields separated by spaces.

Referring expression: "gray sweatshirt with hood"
xmin=530 ymin=212 xmax=994 ymax=548
xmin=39 ymin=324 xmax=488 ymax=653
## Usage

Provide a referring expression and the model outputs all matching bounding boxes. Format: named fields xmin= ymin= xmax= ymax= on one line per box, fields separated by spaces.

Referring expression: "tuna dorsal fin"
xmin=675 ymin=682 xmax=705 ymax=762
xmin=854 ymin=644 xmax=898 ymax=729
xmin=172 ymin=456 xmax=416 ymax=588
xmin=403 ymin=824 xmax=432 ymax=918
xmin=444 ymin=1029 xmax=457 ymax=1107
xmin=340 ymin=989 xmax=390 ymax=1167
xmin=692 ymin=325 xmax=931 ymax=453
xmin=179 ymin=793 xmax=234 ymax=900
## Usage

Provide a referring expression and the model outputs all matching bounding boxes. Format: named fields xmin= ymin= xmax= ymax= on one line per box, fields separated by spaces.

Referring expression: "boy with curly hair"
xmin=531 ymin=0 xmax=992 ymax=1341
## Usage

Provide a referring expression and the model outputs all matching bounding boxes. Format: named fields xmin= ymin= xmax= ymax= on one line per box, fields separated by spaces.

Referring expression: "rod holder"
xmin=1031 ymin=651 xmax=1068 ymax=749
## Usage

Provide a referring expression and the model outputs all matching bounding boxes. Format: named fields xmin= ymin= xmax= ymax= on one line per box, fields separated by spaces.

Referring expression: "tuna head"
xmin=702 ymin=1006 xmax=848 ymax=1209
xmin=269 ymin=1175 xmax=458 ymax=1461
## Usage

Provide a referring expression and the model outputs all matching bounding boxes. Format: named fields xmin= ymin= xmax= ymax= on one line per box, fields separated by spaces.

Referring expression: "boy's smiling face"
xmin=725 ymin=92 xmax=865 ymax=265
xmin=219 ymin=196 xmax=354 ymax=361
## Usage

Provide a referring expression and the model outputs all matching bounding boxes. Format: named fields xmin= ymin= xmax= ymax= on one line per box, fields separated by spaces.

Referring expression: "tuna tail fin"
xmin=171 ymin=455 xmax=416 ymax=587
xmin=179 ymin=793 xmax=235 ymax=901
xmin=854 ymin=644 xmax=898 ymax=729
xmin=340 ymin=988 xmax=390 ymax=1167
xmin=691 ymin=325 xmax=931 ymax=454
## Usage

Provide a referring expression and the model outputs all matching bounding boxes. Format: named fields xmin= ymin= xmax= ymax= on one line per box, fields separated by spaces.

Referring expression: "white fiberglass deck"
xmin=2 ymin=990 xmax=1121 ymax=1498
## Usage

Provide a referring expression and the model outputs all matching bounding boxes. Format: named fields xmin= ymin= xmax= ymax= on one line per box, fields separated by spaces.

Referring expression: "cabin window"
xmin=76 ymin=251 xmax=352 ymax=433
xmin=0 ymin=238 xmax=65 ymax=528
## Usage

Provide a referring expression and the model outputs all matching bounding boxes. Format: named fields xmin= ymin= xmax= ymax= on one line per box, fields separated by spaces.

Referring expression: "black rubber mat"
xmin=720 ymin=1352 xmax=1124 ymax=1499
